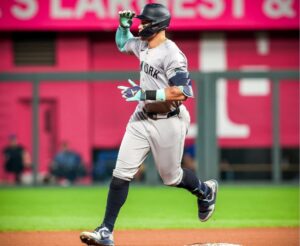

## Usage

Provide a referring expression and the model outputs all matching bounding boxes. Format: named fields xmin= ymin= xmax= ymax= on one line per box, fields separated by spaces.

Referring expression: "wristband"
xmin=145 ymin=89 xmax=166 ymax=101
xmin=156 ymin=89 xmax=166 ymax=101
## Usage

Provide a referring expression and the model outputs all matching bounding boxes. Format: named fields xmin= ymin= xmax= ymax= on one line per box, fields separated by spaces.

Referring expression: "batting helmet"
xmin=136 ymin=3 xmax=171 ymax=39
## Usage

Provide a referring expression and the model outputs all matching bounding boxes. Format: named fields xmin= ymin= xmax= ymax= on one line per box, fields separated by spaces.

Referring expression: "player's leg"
xmin=177 ymin=168 xmax=218 ymax=222
xmin=148 ymin=115 xmax=185 ymax=185
xmin=101 ymin=125 xmax=150 ymax=232
xmin=149 ymin=106 xmax=218 ymax=222
xmin=80 ymin=114 xmax=150 ymax=246
xmin=148 ymin=106 xmax=196 ymax=186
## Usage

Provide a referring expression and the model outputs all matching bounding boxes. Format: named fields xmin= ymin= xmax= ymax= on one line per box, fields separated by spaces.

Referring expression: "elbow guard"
xmin=169 ymin=71 xmax=194 ymax=97
xmin=178 ymin=85 xmax=193 ymax=98
xmin=115 ymin=26 xmax=134 ymax=52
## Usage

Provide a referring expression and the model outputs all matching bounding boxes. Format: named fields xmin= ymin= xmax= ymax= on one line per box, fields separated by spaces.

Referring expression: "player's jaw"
xmin=138 ymin=21 xmax=156 ymax=41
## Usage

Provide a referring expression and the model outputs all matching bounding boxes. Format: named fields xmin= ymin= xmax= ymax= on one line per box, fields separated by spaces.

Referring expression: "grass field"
xmin=0 ymin=185 xmax=298 ymax=231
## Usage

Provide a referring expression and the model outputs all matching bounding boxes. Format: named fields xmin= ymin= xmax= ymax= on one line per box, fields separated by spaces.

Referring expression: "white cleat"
xmin=198 ymin=179 xmax=218 ymax=222
xmin=80 ymin=226 xmax=114 ymax=246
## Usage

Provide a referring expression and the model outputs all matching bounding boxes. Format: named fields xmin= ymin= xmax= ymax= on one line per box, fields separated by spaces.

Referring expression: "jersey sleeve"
xmin=164 ymin=49 xmax=194 ymax=98
xmin=124 ymin=37 xmax=143 ymax=58
xmin=164 ymin=50 xmax=188 ymax=79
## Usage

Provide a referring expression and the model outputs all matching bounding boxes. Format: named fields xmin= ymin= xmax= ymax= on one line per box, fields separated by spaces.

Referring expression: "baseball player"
xmin=80 ymin=3 xmax=218 ymax=246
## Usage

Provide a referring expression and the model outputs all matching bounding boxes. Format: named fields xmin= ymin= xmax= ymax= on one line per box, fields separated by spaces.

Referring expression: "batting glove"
xmin=119 ymin=10 xmax=135 ymax=28
xmin=117 ymin=79 xmax=145 ymax=101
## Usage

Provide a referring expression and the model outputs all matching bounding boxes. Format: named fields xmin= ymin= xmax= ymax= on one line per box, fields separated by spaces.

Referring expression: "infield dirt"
xmin=0 ymin=227 xmax=298 ymax=246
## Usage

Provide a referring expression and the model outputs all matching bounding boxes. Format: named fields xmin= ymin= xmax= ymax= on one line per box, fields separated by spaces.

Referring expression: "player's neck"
xmin=147 ymin=31 xmax=167 ymax=49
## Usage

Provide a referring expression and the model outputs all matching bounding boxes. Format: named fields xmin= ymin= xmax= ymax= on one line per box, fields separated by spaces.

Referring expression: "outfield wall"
xmin=0 ymin=0 xmax=299 ymax=182
xmin=0 ymin=31 xmax=298 ymax=180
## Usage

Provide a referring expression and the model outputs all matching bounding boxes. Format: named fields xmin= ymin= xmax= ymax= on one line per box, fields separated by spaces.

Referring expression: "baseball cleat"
xmin=198 ymin=179 xmax=218 ymax=222
xmin=80 ymin=226 xmax=114 ymax=246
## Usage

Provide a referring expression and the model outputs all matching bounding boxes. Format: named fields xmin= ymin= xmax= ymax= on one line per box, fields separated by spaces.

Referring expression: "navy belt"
xmin=143 ymin=107 xmax=180 ymax=120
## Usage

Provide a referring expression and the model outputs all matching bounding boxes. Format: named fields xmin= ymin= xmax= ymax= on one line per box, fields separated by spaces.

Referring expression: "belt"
xmin=143 ymin=107 xmax=180 ymax=120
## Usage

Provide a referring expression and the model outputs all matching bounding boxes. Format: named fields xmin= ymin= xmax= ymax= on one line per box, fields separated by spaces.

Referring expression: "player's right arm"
xmin=115 ymin=10 xmax=135 ymax=53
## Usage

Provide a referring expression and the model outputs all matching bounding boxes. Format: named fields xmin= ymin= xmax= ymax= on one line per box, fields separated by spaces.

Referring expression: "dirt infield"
xmin=0 ymin=228 xmax=298 ymax=246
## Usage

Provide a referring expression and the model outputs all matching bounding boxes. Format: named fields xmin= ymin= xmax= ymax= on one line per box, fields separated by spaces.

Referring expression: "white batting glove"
xmin=117 ymin=79 xmax=145 ymax=101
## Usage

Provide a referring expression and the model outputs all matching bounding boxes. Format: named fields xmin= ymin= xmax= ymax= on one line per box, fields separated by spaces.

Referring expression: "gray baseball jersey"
xmin=113 ymin=37 xmax=191 ymax=185
xmin=125 ymin=38 xmax=188 ymax=112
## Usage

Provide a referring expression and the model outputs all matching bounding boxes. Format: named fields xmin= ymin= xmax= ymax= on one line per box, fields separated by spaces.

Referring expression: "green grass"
xmin=0 ymin=185 xmax=298 ymax=231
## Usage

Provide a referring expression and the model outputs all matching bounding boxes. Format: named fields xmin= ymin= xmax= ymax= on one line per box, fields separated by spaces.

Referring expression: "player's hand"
xmin=118 ymin=10 xmax=135 ymax=28
xmin=117 ymin=79 xmax=145 ymax=101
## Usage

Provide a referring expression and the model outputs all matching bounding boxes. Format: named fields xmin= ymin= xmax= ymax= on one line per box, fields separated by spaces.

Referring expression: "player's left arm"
xmin=164 ymin=86 xmax=187 ymax=101
xmin=166 ymin=69 xmax=193 ymax=101
xmin=165 ymin=51 xmax=194 ymax=101
xmin=118 ymin=78 xmax=191 ymax=102
xmin=118 ymin=50 xmax=193 ymax=102
xmin=142 ymin=71 xmax=193 ymax=101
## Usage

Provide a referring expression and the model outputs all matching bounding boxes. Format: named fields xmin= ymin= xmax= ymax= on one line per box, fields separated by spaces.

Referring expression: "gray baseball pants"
xmin=113 ymin=104 xmax=190 ymax=185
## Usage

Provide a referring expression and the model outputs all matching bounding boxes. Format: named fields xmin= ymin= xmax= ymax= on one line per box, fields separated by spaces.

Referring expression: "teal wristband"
xmin=145 ymin=89 xmax=166 ymax=101
xmin=156 ymin=89 xmax=166 ymax=101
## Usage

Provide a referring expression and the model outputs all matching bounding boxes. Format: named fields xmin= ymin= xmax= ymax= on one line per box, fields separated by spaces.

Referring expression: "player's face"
xmin=138 ymin=20 xmax=151 ymax=32
xmin=138 ymin=20 xmax=154 ymax=40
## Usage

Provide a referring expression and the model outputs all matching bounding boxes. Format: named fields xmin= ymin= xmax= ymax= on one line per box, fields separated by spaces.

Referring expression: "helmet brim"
xmin=135 ymin=14 xmax=151 ymax=20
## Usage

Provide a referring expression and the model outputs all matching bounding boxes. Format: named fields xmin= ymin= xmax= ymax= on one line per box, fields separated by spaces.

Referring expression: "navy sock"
xmin=102 ymin=177 xmax=129 ymax=232
xmin=176 ymin=168 xmax=211 ymax=198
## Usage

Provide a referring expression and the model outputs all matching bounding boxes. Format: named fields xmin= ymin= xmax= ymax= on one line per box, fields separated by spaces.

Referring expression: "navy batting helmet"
xmin=136 ymin=3 xmax=171 ymax=39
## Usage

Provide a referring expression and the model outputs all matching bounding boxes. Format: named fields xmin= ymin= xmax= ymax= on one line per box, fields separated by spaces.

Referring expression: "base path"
xmin=0 ymin=228 xmax=298 ymax=246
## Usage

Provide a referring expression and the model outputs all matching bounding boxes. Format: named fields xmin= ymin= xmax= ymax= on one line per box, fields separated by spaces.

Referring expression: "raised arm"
xmin=115 ymin=10 xmax=135 ymax=52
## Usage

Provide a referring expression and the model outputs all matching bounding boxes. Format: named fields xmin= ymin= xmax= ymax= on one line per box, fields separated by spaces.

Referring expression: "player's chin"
xmin=139 ymin=33 xmax=155 ymax=41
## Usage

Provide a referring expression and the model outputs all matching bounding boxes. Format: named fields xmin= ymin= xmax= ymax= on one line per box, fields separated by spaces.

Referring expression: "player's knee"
xmin=161 ymin=169 xmax=183 ymax=186
xmin=113 ymin=167 xmax=134 ymax=182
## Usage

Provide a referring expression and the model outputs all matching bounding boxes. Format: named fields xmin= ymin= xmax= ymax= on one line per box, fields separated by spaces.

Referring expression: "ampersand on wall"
xmin=263 ymin=0 xmax=296 ymax=18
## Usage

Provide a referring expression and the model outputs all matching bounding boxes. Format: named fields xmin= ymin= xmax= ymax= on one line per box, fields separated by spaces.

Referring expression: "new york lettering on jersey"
xmin=140 ymin=61 xmax=160 ymax=79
